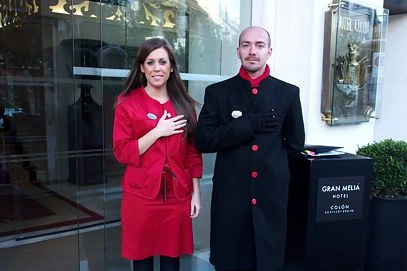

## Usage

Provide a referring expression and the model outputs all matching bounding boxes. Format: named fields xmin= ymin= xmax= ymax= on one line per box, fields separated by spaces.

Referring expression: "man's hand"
xmin=247 ymin=103 xmax=279 ymax=133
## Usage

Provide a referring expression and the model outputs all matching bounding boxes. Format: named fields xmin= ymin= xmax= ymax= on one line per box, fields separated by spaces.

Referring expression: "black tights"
xmin=132 ymin=256 xmax=180 ymax=271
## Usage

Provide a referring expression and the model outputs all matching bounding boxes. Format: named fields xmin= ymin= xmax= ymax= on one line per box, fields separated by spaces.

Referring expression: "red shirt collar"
xmin=238 ymin=64 xmax=270 ymax=87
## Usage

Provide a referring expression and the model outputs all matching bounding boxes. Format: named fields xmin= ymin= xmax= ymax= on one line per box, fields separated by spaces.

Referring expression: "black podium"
xmin=285 ymin=153 xmax=373 ymax=271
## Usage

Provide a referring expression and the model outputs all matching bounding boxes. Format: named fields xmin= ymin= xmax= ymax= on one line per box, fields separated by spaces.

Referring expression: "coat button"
xmin=252 ymin=88 xmax=258 ymax=95
xmin=251 ymin=198 xmax=257 ymax=205
xmin=251 ymin=171 xmax=258 ymax=178
xmin=252 ymin=145 xmax=259 ymax=151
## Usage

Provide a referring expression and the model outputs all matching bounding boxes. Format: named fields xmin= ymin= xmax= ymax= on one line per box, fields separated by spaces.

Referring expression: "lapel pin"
xmin=231 ymin=110 xmax=242 ymax=118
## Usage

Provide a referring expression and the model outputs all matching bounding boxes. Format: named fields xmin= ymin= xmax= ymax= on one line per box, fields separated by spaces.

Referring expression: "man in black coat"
xmin=195 ymin=26 xmax=305 ymax=271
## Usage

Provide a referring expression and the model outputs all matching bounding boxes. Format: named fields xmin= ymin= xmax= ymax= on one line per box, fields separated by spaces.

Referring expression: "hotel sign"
xmin=321 ymin=0 xmax=389 ymax=126
xmin=316 ymin=176 xmax=365 ymax=222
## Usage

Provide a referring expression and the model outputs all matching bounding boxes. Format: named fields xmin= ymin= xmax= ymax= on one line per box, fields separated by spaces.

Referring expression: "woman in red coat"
xmin=113 ymin=38 xmax=203 ymax=271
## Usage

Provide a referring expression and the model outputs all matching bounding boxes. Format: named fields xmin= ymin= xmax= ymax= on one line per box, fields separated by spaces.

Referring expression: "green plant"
xmin=356 ymin=139 xmax=407 ymax=199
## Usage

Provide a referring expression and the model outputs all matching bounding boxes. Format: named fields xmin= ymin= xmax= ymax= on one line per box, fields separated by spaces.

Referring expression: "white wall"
xmin=252 ymin=0 xmax=386 ymax=153
xmin=373 ymin=13 xmax=407 ymax=142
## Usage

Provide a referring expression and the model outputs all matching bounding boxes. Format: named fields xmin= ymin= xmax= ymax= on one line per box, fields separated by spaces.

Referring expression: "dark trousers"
xmin=133 ymin=256 xmax=180 ymax=271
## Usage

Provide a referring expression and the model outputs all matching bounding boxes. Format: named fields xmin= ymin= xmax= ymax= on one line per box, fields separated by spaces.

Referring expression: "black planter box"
xmin=365 ymin=197 xmax=407 ymax=271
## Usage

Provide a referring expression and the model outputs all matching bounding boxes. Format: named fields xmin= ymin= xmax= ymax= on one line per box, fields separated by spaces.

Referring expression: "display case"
xmin=321 ymin=0 xmax=389 ymax=126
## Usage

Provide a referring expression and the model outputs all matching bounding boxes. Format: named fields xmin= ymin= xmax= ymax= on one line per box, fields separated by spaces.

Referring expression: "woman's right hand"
xmin=152 ymin=110 xmax=187 ymax=138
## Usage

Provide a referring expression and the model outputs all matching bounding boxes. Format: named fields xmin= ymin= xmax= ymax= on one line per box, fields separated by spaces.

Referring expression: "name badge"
xmin=147 ymin=113 xmax=157 ymax=120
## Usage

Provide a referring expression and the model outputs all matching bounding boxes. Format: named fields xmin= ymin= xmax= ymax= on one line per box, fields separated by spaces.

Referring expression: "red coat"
xmin=113 ymin=87 xmax=203 ymax=200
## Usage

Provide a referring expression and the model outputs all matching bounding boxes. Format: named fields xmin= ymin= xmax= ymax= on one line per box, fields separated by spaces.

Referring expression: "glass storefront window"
xmin=0 ymin=0 xmax=251 ymax=270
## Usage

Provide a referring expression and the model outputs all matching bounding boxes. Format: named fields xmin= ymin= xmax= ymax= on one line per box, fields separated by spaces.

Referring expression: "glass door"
xmin=0 ymin=1 xmax=250 ymax=270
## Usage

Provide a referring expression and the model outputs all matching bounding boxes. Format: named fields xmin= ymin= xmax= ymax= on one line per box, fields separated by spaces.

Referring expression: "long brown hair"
xmin=117 ymin=38 xmax=198 ymax=137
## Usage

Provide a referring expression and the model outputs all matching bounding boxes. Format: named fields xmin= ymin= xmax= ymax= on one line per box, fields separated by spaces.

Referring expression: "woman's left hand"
xmin=190 ymin=191 xmax=202 ymax=218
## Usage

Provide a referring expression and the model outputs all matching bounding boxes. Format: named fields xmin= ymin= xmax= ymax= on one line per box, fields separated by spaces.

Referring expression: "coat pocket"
xmin=173 ymin=167 xmax=193 ymax=195
xmin=124 ymin=166 xmax=147 ymax=189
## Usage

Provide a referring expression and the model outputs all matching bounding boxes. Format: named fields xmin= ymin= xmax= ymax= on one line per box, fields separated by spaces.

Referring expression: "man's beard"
xmin=243 ymin=64 xmax=261 ymax=73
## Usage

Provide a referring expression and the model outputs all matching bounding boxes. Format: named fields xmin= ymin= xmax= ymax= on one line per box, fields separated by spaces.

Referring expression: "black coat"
xmin=195 ymin=75 xmax=305 ymax=271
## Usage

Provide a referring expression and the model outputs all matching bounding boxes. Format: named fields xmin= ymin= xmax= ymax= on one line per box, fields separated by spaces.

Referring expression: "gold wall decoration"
xmin=49 ymin=0 xmax=178 ymax=28
xmin=321 ymin=0 xmax=388 ymax=126
xmin=138 ymin=1 xmax=177 ymax=28
xmin=0 ymin=0 xmax=39 ymax=28
xmin=49 ymin=0 xmax=123 ymax=20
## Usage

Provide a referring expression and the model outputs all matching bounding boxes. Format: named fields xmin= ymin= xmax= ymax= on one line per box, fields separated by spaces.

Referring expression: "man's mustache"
xmin=245 ymin=57 xmax=259 ymax=61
